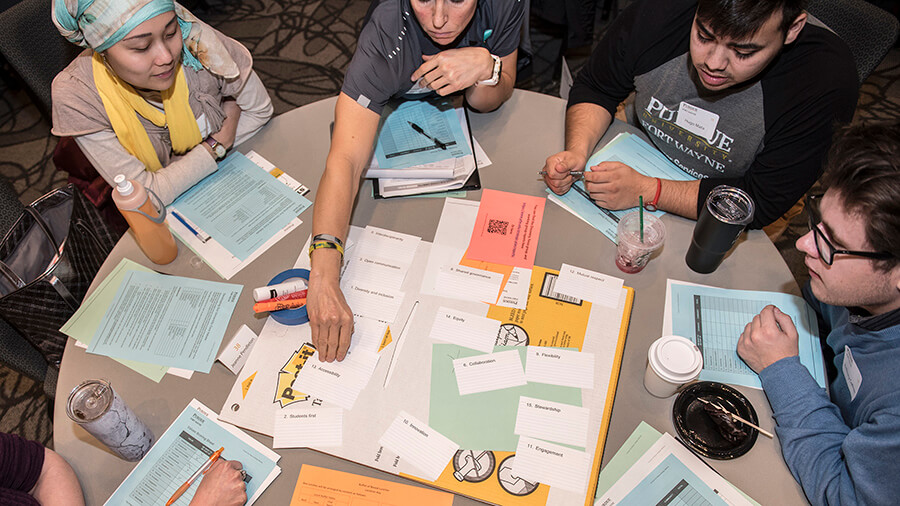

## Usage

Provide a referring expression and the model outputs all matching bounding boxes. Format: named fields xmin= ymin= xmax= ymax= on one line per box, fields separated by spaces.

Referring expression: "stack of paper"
xmin=166 ymin=151 xmax=312 ymax=279
xmin=366 ymin=96 xmax=492 ymax=198
xmin=60 ymin=258 xmax=241 ymax=381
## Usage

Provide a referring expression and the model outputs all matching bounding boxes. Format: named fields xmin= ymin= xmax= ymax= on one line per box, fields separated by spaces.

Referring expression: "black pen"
xmin=407 ymin=121 xmax=447 ymax=150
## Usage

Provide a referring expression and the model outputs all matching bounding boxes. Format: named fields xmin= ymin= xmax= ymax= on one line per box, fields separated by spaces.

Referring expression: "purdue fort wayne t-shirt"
xmin=342 ymin=0 xmax=524 ymax=115
xmin=568 ymin=0 xmax=857 ymax=228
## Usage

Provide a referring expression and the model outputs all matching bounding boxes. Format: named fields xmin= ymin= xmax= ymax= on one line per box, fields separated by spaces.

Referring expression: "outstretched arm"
xmin=307 ymin=93 xmax=380 ymax=362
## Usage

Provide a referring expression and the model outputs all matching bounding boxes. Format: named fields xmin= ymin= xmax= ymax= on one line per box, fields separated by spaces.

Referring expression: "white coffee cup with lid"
xmin=644 ymin=335 xmax=703 ymax=398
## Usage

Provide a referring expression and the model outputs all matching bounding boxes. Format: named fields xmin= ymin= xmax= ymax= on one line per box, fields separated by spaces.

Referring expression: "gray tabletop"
xmin=54 ymin=90 xmax=808 ymax=505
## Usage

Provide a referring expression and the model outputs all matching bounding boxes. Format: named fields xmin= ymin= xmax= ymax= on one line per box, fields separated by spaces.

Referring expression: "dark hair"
xmin=695 ymin=0 xmax=807 ymax=41
xmin=822 ymin=122 xmax=900 ymax=272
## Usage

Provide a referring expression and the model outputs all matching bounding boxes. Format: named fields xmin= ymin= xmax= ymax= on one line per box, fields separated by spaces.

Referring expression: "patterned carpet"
xmin=0 ymin=0 xmax=897 ymax=450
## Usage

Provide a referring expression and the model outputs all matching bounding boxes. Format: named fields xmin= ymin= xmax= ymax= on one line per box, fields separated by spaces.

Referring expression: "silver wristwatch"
xmin=476 ymin=54 xmax=502 ymax=87
xmin=205 ymin=136 xmax=227 ymax=160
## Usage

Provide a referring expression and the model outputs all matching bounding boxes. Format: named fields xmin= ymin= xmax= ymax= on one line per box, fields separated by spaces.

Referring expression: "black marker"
xmin=408 ymin=121 xmax=447 ymax=150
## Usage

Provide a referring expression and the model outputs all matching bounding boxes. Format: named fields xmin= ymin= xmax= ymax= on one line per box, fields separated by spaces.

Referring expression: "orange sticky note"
xmin=466 ymin=189 xmax=545 ymax=268
xmin=290 ymin=465 xmax=453 ymax=505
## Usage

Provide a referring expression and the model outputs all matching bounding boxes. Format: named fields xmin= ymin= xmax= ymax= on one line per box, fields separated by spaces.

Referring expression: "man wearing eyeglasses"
xmin=737 ymin=122 xmax=900 ymax=506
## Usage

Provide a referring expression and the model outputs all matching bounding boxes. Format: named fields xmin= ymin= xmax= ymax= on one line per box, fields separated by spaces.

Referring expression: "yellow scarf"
xmin=91 ymin=52 xmax=201 ymax=171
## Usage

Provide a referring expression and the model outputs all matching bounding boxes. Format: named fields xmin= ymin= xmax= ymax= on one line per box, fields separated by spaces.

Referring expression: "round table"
xmin=54 ymin=90 xmax=808 ymax=505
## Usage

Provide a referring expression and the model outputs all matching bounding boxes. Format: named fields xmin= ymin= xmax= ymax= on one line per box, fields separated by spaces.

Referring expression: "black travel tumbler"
xmin=685 ymin=186 xmax=755 ymax=274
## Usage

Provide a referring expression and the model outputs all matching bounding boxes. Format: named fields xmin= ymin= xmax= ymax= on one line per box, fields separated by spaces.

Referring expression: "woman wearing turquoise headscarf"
xmin=50 ymin=0 xmax=273 ymax=206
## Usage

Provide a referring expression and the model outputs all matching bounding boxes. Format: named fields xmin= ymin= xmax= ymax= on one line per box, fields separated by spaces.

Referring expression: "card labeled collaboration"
xmin=429 ymin=307 xmax=500 ymax=353
xmin=525 ymin=347 xmax=595 ymax=389
xmin=554 ymin=264 xmax=623 ymax=308
xmin=512 ymin=436 xmax=590 ymax=495
xmin=514 ymin=396 xmax=590 ymax=448
xmin=378 ymin=411 xmax=460 ymax=482
xmin=453 ymin=349 xmax=526 ymax=395
xmin=273 ymin=407 xmax=343 ymax=449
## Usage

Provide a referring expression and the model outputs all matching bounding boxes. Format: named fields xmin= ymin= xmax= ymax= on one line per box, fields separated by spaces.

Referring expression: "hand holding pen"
xmin=167 ymin=447 xmax=247 ymax=506
xmin=541 ymin=150 xmax=588 ymax=196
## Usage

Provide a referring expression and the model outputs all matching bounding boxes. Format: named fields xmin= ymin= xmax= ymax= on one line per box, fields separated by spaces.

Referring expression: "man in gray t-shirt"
xmin=542 ymin=0 xmax=856 ymax=230
xmin=308 ymin=0 xmax=524 ymax=363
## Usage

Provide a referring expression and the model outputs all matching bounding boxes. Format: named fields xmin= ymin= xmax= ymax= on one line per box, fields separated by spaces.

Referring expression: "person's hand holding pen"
xmin=188 ymin=458 xmax=247 ymax=506
xmin=541 ymin=150 xmax=587 ymax=195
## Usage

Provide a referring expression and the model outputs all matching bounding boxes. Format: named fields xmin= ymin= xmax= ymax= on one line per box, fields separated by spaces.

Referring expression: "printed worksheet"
xmin=106 ymin=400 xmax=280 ymax=506
xmin=665 ymin=279 xmax=825 ymax=389
xmin=87 ymin=270 xmax=241 ymax=372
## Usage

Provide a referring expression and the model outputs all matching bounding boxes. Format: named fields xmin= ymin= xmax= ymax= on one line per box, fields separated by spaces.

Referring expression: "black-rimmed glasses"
xmin=805 ymin=194 xmax=893 ymax=266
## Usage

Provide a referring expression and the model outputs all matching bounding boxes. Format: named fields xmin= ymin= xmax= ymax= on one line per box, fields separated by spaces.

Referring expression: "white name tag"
xmin=842 ymin=345 xmax=862 ymax=401
xmin=676 ymin=102 xmax=720 ymax=141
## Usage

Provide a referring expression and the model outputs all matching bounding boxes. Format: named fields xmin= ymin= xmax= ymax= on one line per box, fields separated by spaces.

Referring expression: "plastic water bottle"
xmin=111 ymin=175 xmax=177 ymax=265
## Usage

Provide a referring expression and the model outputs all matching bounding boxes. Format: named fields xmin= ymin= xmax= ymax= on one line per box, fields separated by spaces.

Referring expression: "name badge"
xmin=842 ymin=345 xmax=862 ymax=401
xmin=676 ymin=102 xmax=719 ymax=141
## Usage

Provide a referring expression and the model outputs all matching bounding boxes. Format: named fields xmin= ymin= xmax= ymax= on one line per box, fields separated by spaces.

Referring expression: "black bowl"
xmin=672 ymin=381 xmax=761 ymax=460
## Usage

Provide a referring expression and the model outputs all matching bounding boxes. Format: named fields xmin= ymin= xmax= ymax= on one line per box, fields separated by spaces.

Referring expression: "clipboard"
xmin=372 ymin=105 xmax=482 ymax=199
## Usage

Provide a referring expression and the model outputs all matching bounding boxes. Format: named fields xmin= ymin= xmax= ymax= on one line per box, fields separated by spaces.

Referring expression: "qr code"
xmin=487 ymin=219 xmax=509 ymax=235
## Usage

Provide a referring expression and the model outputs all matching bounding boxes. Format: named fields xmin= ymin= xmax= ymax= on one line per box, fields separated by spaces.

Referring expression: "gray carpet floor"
xmin=0 ymin=0 xmax=897 ymax=450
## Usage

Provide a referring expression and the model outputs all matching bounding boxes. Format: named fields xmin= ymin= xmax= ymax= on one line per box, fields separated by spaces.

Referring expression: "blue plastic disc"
xmin=266 ymin=268 xmax=310 ymax=325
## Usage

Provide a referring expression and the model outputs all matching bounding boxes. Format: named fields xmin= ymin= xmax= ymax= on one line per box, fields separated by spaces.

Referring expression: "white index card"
xmin=554 ymin=264 xmax=623 ymax=308
xmin=379 ymin=411 xmax=459 ymax=482
xmin=525 ymin=347 xmax=595 ymax=389
xmin=435 ymin=264 xmax=504 ymax=303
xmin=273 ymin=407 xmax=342 ymax=449
xmin=514 ymin=396 xmax=590 ymax=447
xmin=293 ymin=349 xmax=380 ymax=410
xmin=512 ymin=436 xmax=590 ymax=494
xmin=359 ymin=226 xmax=421 ymax=264
xmin=342 ymin=281 xmax=405 ymax=324
xmin=453 ymin=349 xmax=526 ymax=395
xmin=429 ymin=307 xmax=500 ymax=353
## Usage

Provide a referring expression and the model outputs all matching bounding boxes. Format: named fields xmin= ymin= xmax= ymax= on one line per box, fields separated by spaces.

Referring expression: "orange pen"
xmin=166 ymin=446 xmax=224 ymax=506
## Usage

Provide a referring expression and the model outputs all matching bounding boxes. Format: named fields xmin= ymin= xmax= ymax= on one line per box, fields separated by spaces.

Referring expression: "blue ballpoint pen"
xmin=171 ymin=211 xmax=211 ymax=243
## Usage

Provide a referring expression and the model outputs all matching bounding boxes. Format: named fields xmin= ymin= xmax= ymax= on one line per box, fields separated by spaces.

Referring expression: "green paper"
xmin=593 ymin=422 xmax=662 ymax=499
xmin=429 ymin=344 xmax=582 ymax=451
xmin=60 ymin=258 xmax=168 ymax=382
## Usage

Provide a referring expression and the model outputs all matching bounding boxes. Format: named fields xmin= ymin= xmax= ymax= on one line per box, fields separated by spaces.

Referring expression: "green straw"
xmin=639 ymin=196 xmax=645 ymax=243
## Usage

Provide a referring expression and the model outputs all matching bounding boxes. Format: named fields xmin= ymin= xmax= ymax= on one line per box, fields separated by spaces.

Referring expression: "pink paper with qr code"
xmin=466 ymin=189 xmax=545 ymax=268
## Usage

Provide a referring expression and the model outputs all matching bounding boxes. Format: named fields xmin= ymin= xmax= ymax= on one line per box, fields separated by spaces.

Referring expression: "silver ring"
xmin=240 ymin=469 xmax=247 ymax=480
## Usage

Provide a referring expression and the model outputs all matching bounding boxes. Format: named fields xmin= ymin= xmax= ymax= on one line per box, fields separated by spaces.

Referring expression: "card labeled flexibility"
xmin=555 ymin=264 xmax=623 ymax=308
xmin=429 ymin=307 xmax=500 ymax=353
xmin=466 ymin=189 xmax=545 ymax=268
xmin=292 ymin=349 xmax=380 ymax=410
xmin=512 ymin=436 xmax=590 ymax=495
xmin=453 ymin=349 xmax=526 ymax=395
xmin=525 ymin=347 xmax=595 ymax=389
xmin=514 ymin=396 xmax=590 ymax=447
xmin=379 ymin=411 xmax=460 ymax=482
xmin=434 ymin=264 xmax=504 ymax=303
xmin=273 ymin=407 xmax=343 ymax=449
